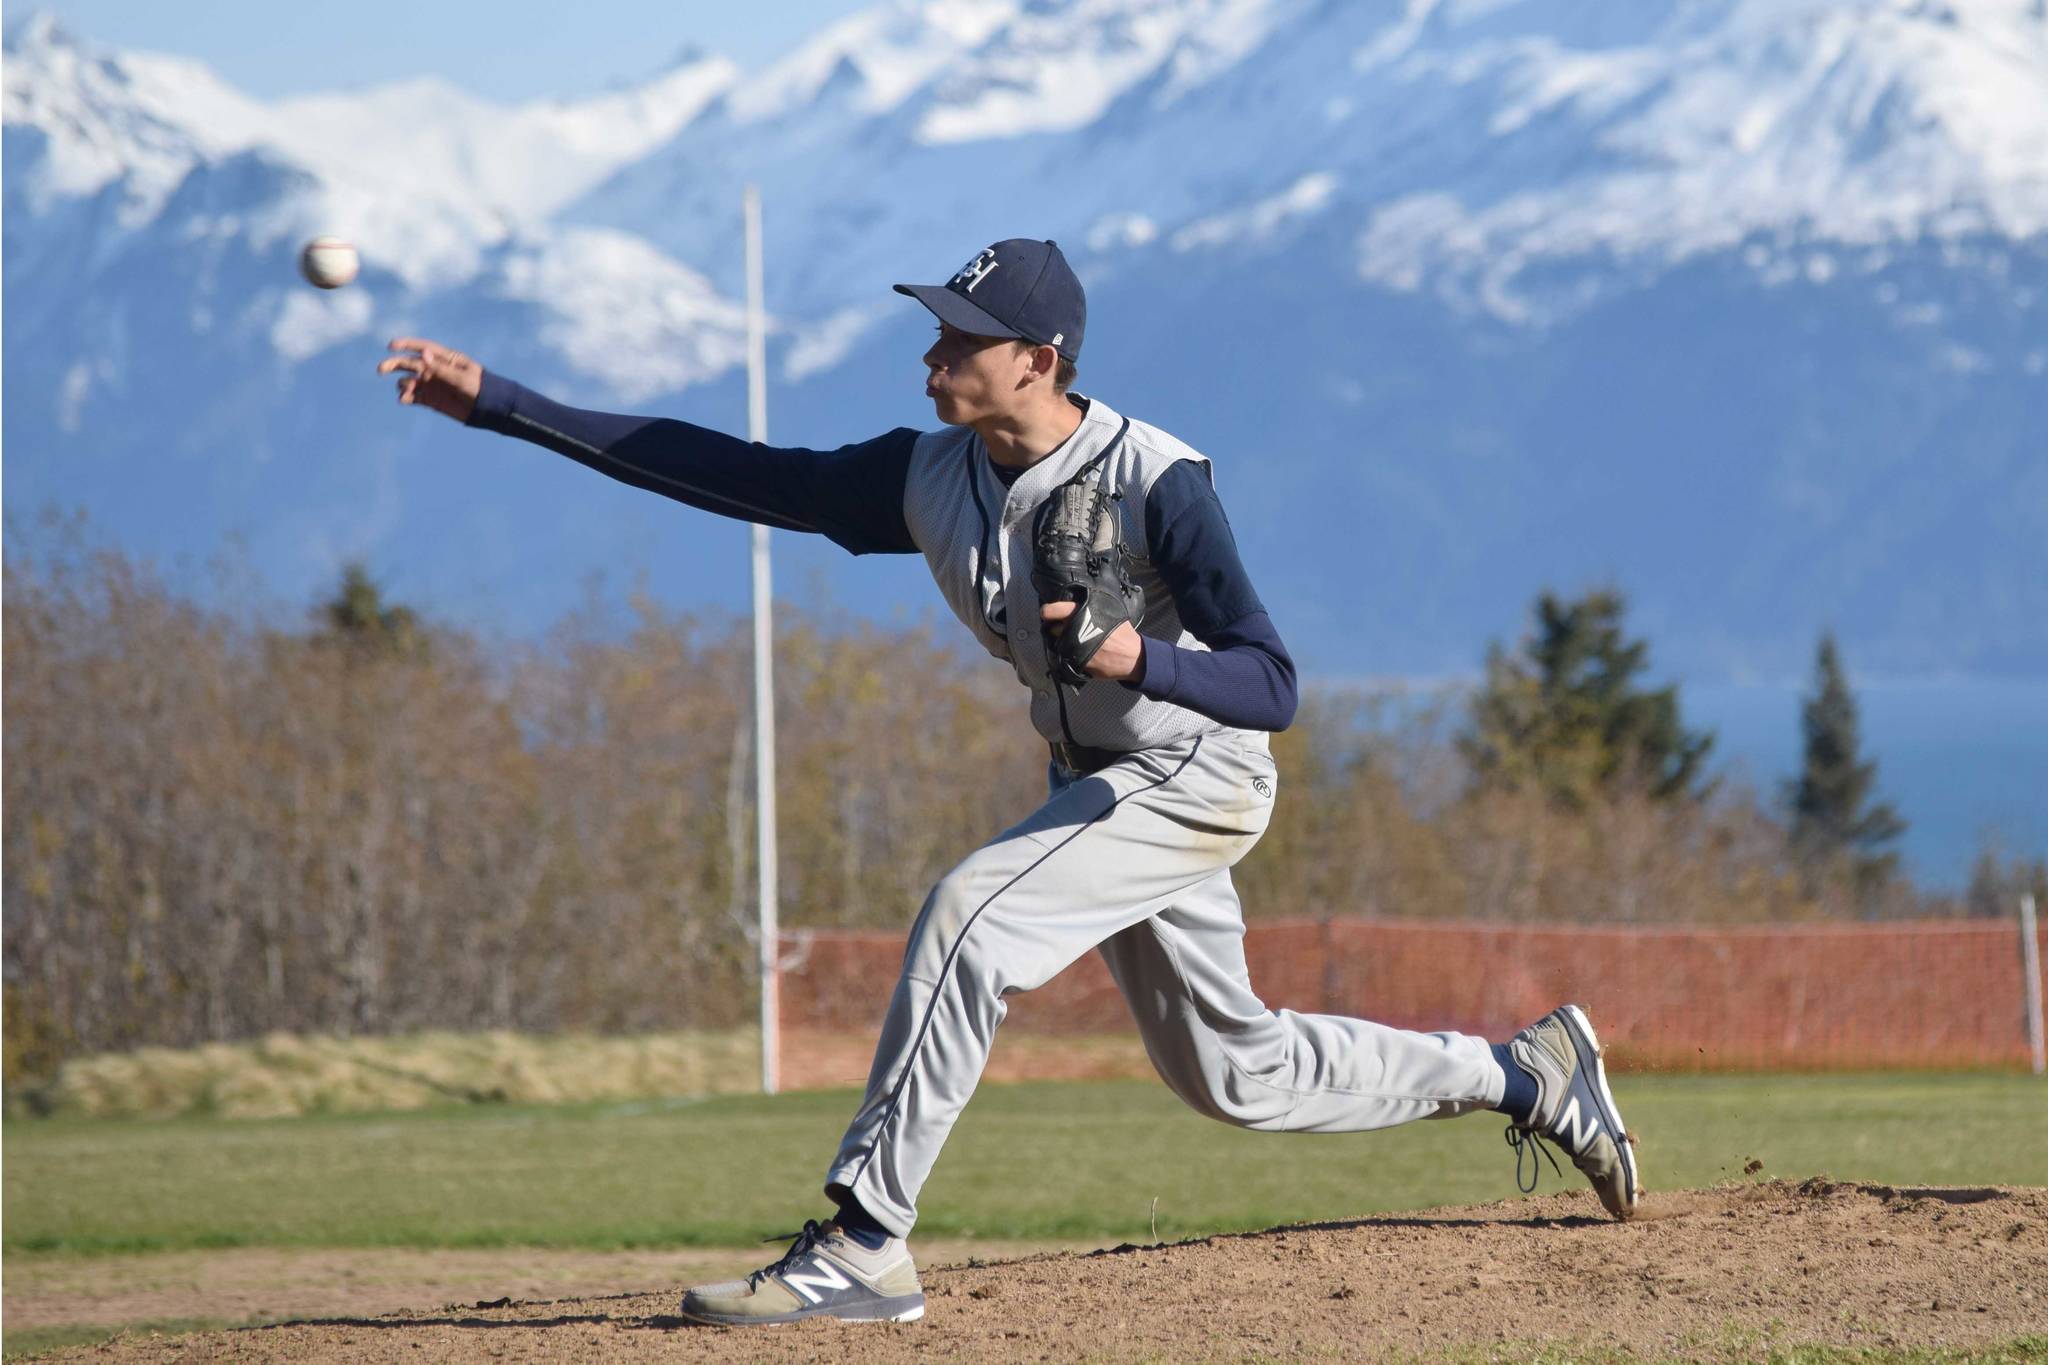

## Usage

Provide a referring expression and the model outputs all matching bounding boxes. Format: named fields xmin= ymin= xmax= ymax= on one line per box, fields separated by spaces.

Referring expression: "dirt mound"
xmin=44 ymin=1181 xmax=2048 ymax=1362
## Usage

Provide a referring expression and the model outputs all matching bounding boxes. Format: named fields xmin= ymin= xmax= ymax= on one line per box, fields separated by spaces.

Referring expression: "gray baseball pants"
xmin=824 ymin=727 xmax=1506 ymax=1237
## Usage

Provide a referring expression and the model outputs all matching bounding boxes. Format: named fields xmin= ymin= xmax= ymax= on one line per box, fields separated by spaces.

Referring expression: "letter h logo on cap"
xmin=952 ymin=248 xmax=1000 ymax=293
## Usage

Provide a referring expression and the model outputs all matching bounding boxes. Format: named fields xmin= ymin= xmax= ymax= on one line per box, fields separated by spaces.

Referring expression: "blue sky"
xmin=31 ymin=1 xmax=872 ymax=100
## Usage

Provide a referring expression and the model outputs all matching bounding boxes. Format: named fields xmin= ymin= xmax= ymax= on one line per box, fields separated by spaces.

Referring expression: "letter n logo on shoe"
xmin=781 ymin=1260 xmax=854 ymax=1305
xmin=1555 ymin=1096 xmax=1599 ymax=1154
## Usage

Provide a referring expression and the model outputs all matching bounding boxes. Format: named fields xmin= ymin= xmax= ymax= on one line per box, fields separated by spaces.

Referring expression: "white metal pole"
xmin=744 ymin=185 xmax=780 ymax=1096
xmin=2021 ymin=894 xmax=2045 ymax=1078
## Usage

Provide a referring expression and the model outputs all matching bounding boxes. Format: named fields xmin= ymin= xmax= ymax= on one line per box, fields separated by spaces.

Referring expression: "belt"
xmin=1049 ymin=739 xmax=1130 ymax=775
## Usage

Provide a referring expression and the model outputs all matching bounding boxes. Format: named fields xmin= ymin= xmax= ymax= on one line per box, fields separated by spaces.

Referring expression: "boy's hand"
xmin=377 ymin=338 xmax=482 ymax=423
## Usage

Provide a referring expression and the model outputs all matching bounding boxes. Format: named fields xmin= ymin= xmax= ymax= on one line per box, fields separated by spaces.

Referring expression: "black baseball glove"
xmin=1031 ymin=456 xmax=1146 ymax=686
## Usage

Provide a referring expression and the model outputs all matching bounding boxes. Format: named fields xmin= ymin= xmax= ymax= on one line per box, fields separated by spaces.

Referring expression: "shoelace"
xmin=748 ymin=1219 xmax=829 ymax=1289
xmin=1505 ymin=1123 xmax=1563 ymax=1195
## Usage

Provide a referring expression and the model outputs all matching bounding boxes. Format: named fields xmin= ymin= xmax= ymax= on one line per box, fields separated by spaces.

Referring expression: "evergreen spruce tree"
xmin=1462 ymin=589 xmax=1713 ymax=806
xmin=319 ymin=562 xmax=423 ymax=658
xmin=1787 ymin=632 xmax=1904 ymax=887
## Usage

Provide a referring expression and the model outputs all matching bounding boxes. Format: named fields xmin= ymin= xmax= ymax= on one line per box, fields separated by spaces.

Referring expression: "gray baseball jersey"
xmin=903 ymin=394 xmax=1220 ymax=750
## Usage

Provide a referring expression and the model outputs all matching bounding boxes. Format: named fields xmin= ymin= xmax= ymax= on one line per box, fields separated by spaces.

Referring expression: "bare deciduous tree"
xmin=2 ymin=539 xmax=1938 ymax=1086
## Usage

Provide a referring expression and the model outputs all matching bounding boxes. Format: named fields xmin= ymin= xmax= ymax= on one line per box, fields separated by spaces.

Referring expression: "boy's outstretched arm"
xmin=376 ymin=337 xmax=919 ymax=556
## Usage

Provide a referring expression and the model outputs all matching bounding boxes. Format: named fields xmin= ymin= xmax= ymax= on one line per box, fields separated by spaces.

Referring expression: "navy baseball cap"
xmin=895 ymin=238 xmax=1085 ymax=361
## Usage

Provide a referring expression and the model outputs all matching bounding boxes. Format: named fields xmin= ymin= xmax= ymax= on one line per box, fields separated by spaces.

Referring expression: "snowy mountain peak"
xmin=723 ymin=0 xmax=1018 ymax=123
xmin=4 ymin=0 xmax=2046 ymax=705
xmin=910 ymin=0 xmax=1298 ymax=143
xmin=3 ymin=12 xmax=271 ymax=222
xmin=3 ymin=10 xmax=758 ymax=365
xmin=5 ymin=9 xmax=67 ymax=51
xmin=1343 ymin=0 xmax=2048 ymax=319
xmin=516 ymin=50 xmax=739 ymax=164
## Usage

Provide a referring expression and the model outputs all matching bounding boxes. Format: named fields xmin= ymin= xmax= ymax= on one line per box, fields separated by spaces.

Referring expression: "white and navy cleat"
xmin=1503 ymin=1004 xmax=1641 ymax=1221
xmin=680 ymin=1219 xmax=926 ymax=1326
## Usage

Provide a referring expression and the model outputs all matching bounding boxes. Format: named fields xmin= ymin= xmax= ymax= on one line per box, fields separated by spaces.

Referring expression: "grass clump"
xmin=9 ymin=1029 xmax=762 ymax=1121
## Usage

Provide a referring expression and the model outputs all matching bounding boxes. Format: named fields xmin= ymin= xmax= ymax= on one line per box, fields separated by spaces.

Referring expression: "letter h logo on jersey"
xmin=951 ymin=246 xmax=1000 ymax=294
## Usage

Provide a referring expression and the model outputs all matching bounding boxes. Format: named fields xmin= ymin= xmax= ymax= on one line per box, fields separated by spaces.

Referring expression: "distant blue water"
xmin=1683 ymin=677 xmax=2047 ymax=892
xmin=1348 ymin=675 xmax=2046 ymax=892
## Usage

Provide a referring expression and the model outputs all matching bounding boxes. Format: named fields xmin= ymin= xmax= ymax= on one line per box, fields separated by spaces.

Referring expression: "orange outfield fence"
xmin=778 ymin=917 xmax=2048 ymax=1082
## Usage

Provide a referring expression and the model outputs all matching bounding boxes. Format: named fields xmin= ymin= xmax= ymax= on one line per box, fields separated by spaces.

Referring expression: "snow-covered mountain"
xmin=4 ymin=1 xmax=2045 ymax=680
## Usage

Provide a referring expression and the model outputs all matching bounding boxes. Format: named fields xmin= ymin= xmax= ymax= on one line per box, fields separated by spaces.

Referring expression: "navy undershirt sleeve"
xmin=466 ymin=370 xmax=919 ymax=555
xmin=1123 ymin=460 xmax=1298 ymax=732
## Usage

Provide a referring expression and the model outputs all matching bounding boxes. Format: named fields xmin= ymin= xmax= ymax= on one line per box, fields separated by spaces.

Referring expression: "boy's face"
xmin=922 ymin=321 xmax=1034 ymax=426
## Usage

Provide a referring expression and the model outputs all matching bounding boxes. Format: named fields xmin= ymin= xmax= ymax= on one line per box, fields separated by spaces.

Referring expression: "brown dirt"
xmin=0 ymin=1240 xmax=1081 ymax=1335
xmin=23 ymin=1181 xmax=2048 ymax=1362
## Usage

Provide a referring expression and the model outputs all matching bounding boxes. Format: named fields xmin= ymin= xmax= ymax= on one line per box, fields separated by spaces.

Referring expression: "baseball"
xmin=299 ymin=236 xmax=359 ymax=290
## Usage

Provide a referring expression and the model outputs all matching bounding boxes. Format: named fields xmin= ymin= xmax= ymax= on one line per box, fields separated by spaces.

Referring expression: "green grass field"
xmin=6 ymin=1073 xmax=2044 ymax=1254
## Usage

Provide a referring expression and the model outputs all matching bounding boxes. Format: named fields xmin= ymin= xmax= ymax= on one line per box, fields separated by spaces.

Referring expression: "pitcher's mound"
xmin=52 ymin=1180 xmax=2048 ymax=1362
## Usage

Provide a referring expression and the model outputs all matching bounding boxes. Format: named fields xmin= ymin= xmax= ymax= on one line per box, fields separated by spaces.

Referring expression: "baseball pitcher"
xmin=378 ymin=237 xmax=1640 ymax=1327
